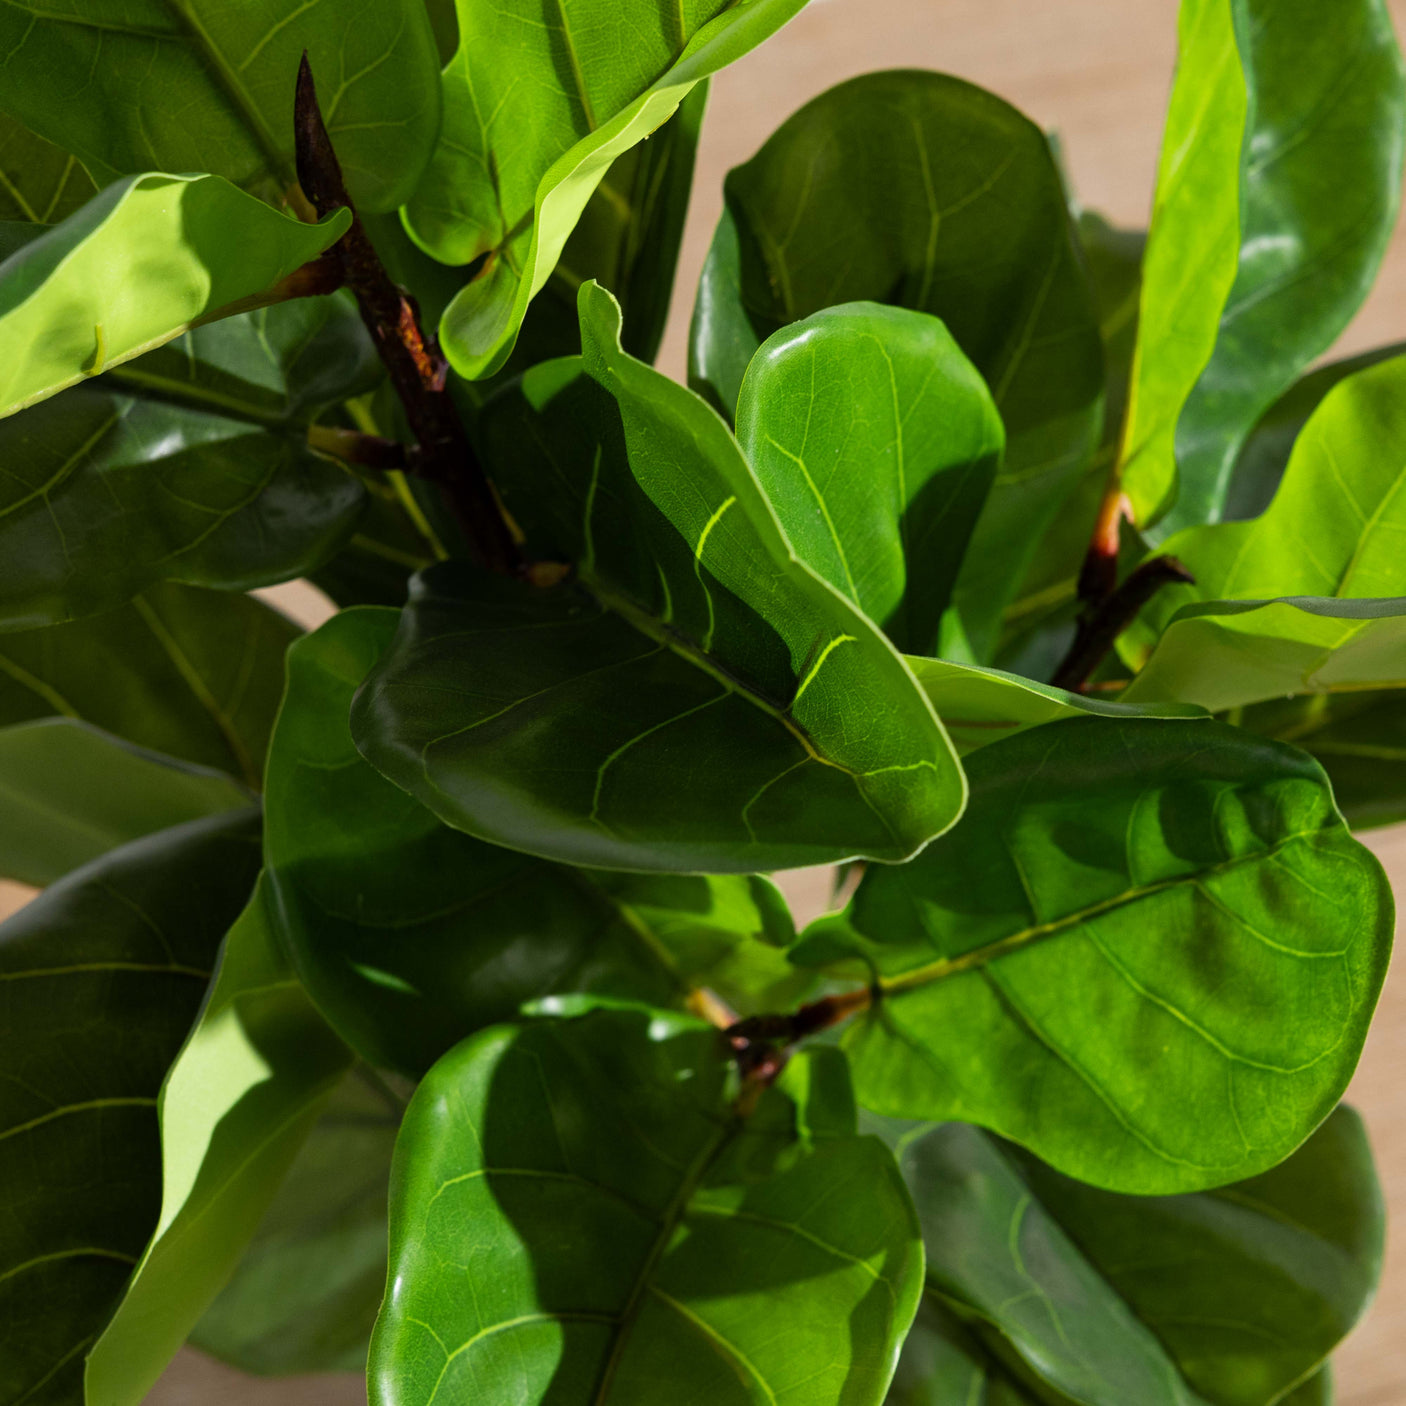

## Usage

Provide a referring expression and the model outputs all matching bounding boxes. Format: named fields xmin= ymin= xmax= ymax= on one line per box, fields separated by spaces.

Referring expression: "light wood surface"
xmin=7 ymin=1 xmax=1405 ymax=1399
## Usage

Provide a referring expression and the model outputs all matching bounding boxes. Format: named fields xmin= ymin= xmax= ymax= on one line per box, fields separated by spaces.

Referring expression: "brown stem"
xmin=293 ymin=54 xmax=522 ymax=576
xmin=1051 ymin=555 xmax=1195 ymax=693
xmin=306 ymin=424 xmax=409 ymax=470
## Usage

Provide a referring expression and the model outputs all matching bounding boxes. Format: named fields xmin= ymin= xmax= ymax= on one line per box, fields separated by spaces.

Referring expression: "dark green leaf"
xmin=0 ymin=0 xmax=440 ymax=212
xmin=999 ymin=213 xmax=1144 ymax=656
xmin=0 ymin=719 xmax=250 ymax=885
xmin=190 ymin=1063 xmax=402 ymax=1376
xmin=0 ymin=582 xmax=298 ymax=791
xmin=1238 ymin=690 xmax=1406 ymax=830
xmin=736 ymin=302 xmax=1003 ymax=655
xmin=358 ymin=287 xmax=965 ymax=873
xmin=370 ymin=1008 xmax=923 ymax=1405
xmin=904 ymin=656 xmax=1205 ymax=757
xmin=85 ymin=874 xmax=352 ymax=1406
xmin=892 ymin=1110 xmax=1380 ymax=1406
xmin=0 ymin=113 xmax=95 ymax=225
xmin=1280 ymin=1368 xmax=1332 ymax=1406
xmin=404 ymin=0 xmax=806 ymax=379
xmin=307 ymin=484 xmax=433 ymax=609
xmin=0 ymin=295 xmax=376 ymax=628
xmin=691 ymin=71 xmax=1103 ymax=659
xmin=0 ymin=811 xmax=260 ymax=1406
xmin=0 ymin=174 xmax=350 ymax=421
xmin=885 ymin=1296 xmax=1042 ymax=1405
xmin=271 ymin=608 xmax=805 ymax=1073
xmin=1144 ymin=0 xmax=1406 ymax=536
xmin=792 ymin=718 xmax=1393 ymax=1193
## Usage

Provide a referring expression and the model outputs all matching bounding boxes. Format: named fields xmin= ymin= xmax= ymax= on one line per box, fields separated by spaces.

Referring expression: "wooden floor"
xmin=5 ymin=1 xmax=1405 ymax=1400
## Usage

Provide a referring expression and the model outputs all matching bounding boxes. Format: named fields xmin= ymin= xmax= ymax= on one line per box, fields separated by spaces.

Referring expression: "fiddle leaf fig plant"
xmin=0 ymin=1 xmax=1400 ymax=1404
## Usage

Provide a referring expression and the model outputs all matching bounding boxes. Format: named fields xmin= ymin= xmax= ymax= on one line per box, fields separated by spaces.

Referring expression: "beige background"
xmin=3 ymin=0 xmax=1403 ymax=1400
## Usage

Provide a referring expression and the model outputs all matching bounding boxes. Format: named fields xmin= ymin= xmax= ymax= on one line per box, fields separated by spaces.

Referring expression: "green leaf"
xmin=1238 ymin=690 xmax=1406 ymax=831
xmin=1223 ymin=342 xmax=1406 ymax=525
xmin=0 ymin=719 xmax=250 ymax=886
xmin=370 ymin=1008 xmax=923 ymax=1405
xmin=1123 ymin=597 xmax=1406 ymax=714
xmin=690 ymin=71 xmax=1103 ymax=659
xmin=892 ymin=1110 xmax=1381 ymax=1406
xmin=0 ymin=0 xmax=440 ymax=213
xmin=0 ymin=173 xmax=350 ymax=423
xmin=999 ymin=214 xmax=1145 ymax=657
xmin=735 ymin=302 xmax=1003 ymax=656
xmin=0 ymin=113 xmax=96 ymax=225
xmin=84 ymin=874 xmax=352 ymax=1406
xmin=270 ymin=607 xmax=803 ymax=1073
xmin=360 ymin=289 xmax=965 ymax=872
xmin=0 ymin=294 xmax=376 ymax=628
xmin=885 ymin=1296 xmax=1043 ymax=1404
xmin=1124 ymin=0 xmax=1406 ymax=533
xmin=1281 ymin=1368 xmax=1332 ymax=1406
xmin=792 ymin=717 xmax=1394 ymax=1193
xmin=0 ymin=810 xmax=260 ymax=1406
xmin=405 ymin=0 xmax=805 ymax=380
xmin=190 ymin=1063 xmax=402 ymax=1376
xmin=1133 ymin=353 xmax=1406 ymax=646
xmin=904 ymin=656 xmax=1205 ymax=757
xmin=0 ymin=582 xmax=298 ymax=791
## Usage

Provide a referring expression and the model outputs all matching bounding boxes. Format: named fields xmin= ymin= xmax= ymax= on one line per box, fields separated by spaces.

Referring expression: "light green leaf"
xmin=892 ymin=1110 xmax=1381 ymax=1406
xmin=0 ymin=582 xmax=298 ymax=791
xmin=0 ymin=0 xmax=440 ymax=213
xmin=690 ymin=71 xmax=1103 ymax=659
xmin=0 ymin=294 xmax=376 ymax=628
xmin=1123 ymin=597 xmax=1406 ymax=714
xmin=0 ymin=113 xmax=96 ymax=225
xmin=0 ymin=173 xmax=350 ymax=422
xmin=792 ymin=717 xmax=1394 ymax=1193
xmin=1132 ymin=354 xmax=1406 ymax=653
xmin=0 ymin=811 xmax=261 ymax=1406
xmin=190 ymin=1063 xmax=402 ymax=1376
xmin=735 ymin=302 xmax=1003 ymax=656
xmin=406 ymin=0 xmax=806 ymax=379
xmin=0 ymin=718 xmax=250 ymax=886
xmin=370 ymin=1009 xmax=923 ymax=1405
xmin=904 ymin=655 xmax=1205 ymax=757
xmin=270 ymin=608 xmax=805 ymax=1073
xmin=85 ymin=873 xmax=352 ymax=1406
xmin=1238 ymin=689 xmax=1406 ymax=831
xmin=1125 ymin=0 xmax=1406 ymax=533
xmin=357 ymin=287 xmax=964 ymax=872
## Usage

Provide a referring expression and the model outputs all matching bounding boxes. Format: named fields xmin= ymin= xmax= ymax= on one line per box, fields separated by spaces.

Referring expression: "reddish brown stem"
xmin=1050 ymin=555 xmax=1195 ymax=693
xmin=293 ymin=54 xmax=522 ymax=576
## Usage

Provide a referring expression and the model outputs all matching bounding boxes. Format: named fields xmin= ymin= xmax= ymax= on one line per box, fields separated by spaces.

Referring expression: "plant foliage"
xmin=0 ymin=1 xmax=1401 ymax=1403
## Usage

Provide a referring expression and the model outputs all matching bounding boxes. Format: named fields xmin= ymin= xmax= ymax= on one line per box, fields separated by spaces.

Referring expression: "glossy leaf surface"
xmin=793 ymin=718 xmax=1394 ymax=1193
xmin=0 ymin=113 xmax=95 ymax=225
xmin=1125 ymin=598 xmax=1406 ymax=714
xmin=0 ymin=174 xmax=349 ymax=421
xmin=691 ymin=71 xmax=1103 ymax=658
xmin=0 ymin=811 xmax=260 ymax=1406
xmin=356 ymin=288 xmax=964 ymax=873
xmin=736 ymin=302 xmax=1003 ymax=655
xmin=407 ymin=0 xmax=806 ymax=379
xmin=86 ymin=874 xmax=352 ymax=1406
xmin=1134 ymin=354 xmax=1406 ymax=647
xmin=895 ymin=1111 xmax=1381 ymax=1406
xmin=270 ymin=608 xmax=804 ymax=1073
xmin=1239 ymin=690 xmax=1406 ymax=831
xmin=0 ymin=719 xmax=250 ymax=886
xmin=0 ymin=0 xmax=440 ymax=212
xmin=191 ymin=1064 xmax=401 ymax=1375
xmin=0 ymin=295 xmax=375 ymax=627
xmin=371 ymin=1009 xmax=923 ymax=1405
xmin=0 ymin=582 xmax=298 ymax=790
xmin=905 ymin=656 xmax=1205 ymax=757
xmin=1144 ymin=0 xmax=1406 ymax=536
